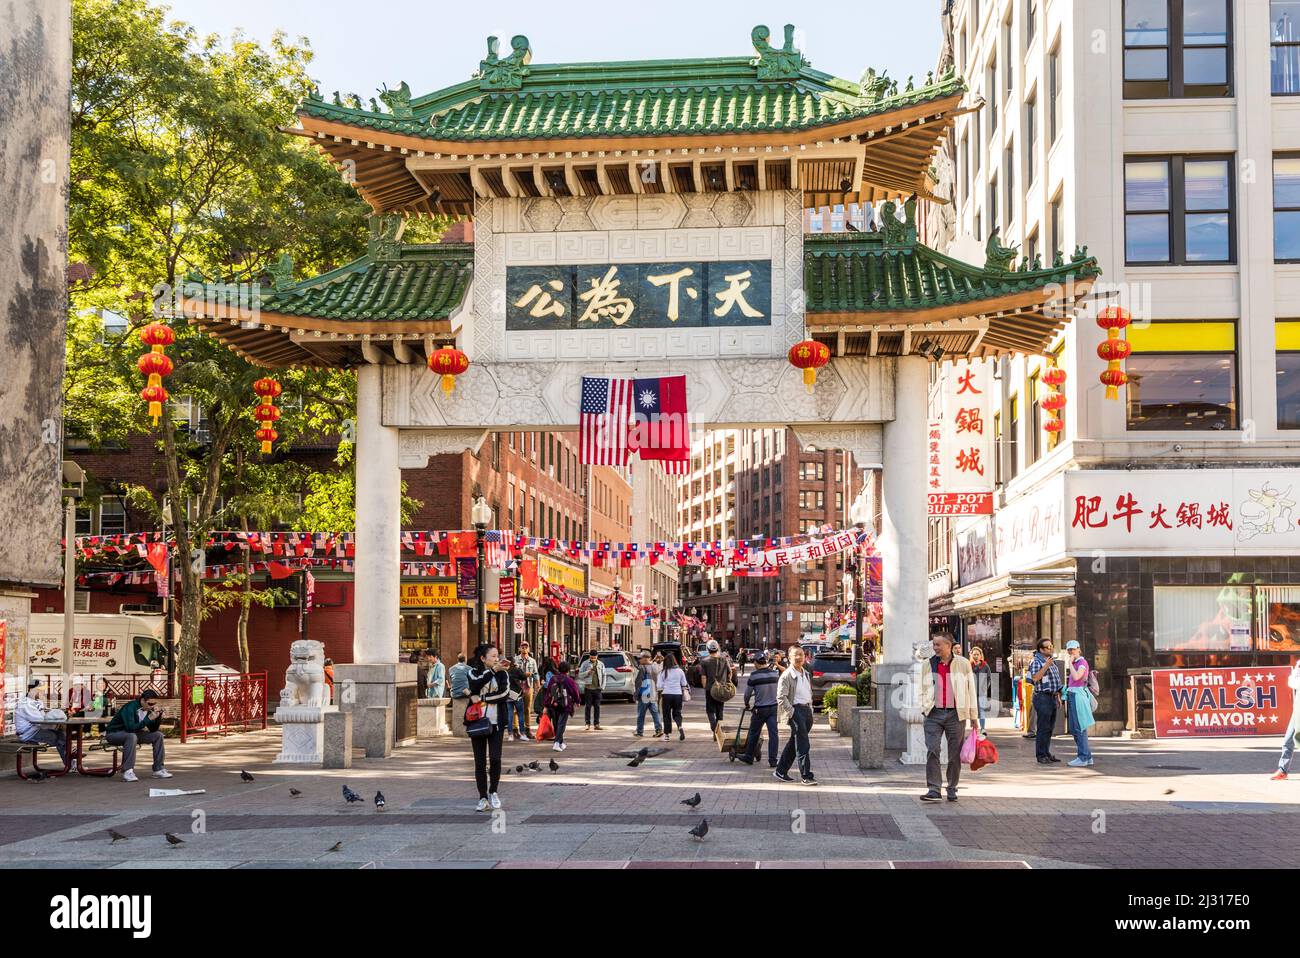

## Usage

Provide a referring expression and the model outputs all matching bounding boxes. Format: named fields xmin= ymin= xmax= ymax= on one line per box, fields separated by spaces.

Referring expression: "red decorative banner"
xmin=1152 ymin=667 xmax=1294 ymax=738
xmin=498 ymin=578 xmax=515 ymax=613
xmin=928 ymin=492 xmax=993 ymax=516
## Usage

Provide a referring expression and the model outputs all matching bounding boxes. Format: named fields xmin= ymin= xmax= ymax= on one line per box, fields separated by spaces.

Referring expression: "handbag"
xmin=709 ymin=660 xmax=736 ymax=703
xmin=537 ymin=712 xmax=555 ymax=741
xmin=464 ymin=699 xmax=492 ymax=738
xmin=959 ymin=724 xmax=979 ymax=764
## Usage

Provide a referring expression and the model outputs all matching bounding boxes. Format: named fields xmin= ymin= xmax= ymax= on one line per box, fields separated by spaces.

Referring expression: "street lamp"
xmin=61 ymin=461 xmax=85 ymax=684
xmin=612 ymin=573 xmax=623 ymax=649
xmin=849 ymin=490 xmax=871 ymax=671
xmin=471 ymin=495 xmax=492 ymax=650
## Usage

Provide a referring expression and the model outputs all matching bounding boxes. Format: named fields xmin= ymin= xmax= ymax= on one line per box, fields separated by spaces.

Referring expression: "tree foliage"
xmin=67 ymin=0 xmax=373 ymax=675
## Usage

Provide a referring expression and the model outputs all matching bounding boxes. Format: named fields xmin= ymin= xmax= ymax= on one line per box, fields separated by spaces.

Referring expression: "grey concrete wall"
xmin=0 ymin=0 xmax=69 ymax=588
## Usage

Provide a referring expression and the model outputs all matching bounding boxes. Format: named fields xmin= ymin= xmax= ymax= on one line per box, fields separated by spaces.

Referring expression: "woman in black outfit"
xmin=466 ymin=642 xmax=511 ymax=812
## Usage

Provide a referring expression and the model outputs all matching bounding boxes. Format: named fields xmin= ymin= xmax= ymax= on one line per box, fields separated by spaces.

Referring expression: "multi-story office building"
xmin=930 ymin=0 xmax=1300 ymax=727
xmin=676 ymin=429 xmax=740 ymax=648
xmin=630 ymin=458 xmax=680 ymax=648
xmin=587 ymin=464 xmax=634 ymax=649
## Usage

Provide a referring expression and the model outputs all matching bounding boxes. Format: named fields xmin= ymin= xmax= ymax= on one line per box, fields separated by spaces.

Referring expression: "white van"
xmin=27 ymin=612 xmax=235 ymax=679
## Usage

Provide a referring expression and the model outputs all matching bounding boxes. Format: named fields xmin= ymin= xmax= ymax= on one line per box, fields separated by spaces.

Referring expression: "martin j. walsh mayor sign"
xmin=1152 ymin=666 xmax=1294 ymax=738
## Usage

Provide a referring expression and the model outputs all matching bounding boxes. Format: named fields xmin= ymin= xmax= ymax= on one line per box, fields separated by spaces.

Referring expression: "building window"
xmin=1026 ymin=0 xmax=1037 ymax=44
xmin=799 ymin=490 xmax=825 ymax=510
xmin=993 ymin=412 xmax=1003 ymax=485
xmin=1028 ymin=371 xmax=1043 ymax=464
xmin=973 ymin=113 xmax=982 ymax=177
xmin=1124 ymin=0 xmax=1231 ymax=98
xmin=1275 ymin=155 xmax=1300 ymax=260
xmin=1026 ymin=227 xmax=1039 ymax=267
xmin=799 ymin=580 xmax=824 ymax=603
xmin=988 ymin=175 xmax=999 ymax=236
xmin=1124 ymin=155 xmax=1234 ymax=264
xmin=1049 ymin=193 xmax=1063 ymax=258
xmin=800 ymin=461 xmax=824 ymax=481
xmin=1025 ymin=93 xmax=1037 ymax=184
xmin=835 ymin=462 xmax=843 ymax=483
xmin=1277 ymin=322 xmax=1300 ymax=428
xmin=1004 ymin=143 xmax=1015 ymax=226
xmin=1155 ymin=585 xmax=1251 ymax=652
xmin=75 ymin=506 xmax=93 ymax=536
xmin=1048 ymin=41 xmax=1062 ymax=142
xmin=99 ymin=498 xmax=127 ymax=536
xmin=1126 ymin=320 xmax=1238 ymax=430
xmin=1008 ymin=394 xmax=1021 ymax=480
xmin=986 ymin=57 xmax=998 ymax=133
xmin=1274 ymin=1 xmax=1300 ymax=93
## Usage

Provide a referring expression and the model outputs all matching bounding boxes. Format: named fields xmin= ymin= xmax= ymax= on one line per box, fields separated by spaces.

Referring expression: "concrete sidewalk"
xmin=0 ymin=691 xmax=1294 ymax=869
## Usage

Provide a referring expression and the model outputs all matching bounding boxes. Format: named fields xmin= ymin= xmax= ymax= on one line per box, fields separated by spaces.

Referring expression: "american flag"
xmin=580 ymin=376 xmax=634 ymax=466
xmin=660 ymin=457 xmax=690 ymax=475
xmin=484 ymin=529 xmax=507 ymax=569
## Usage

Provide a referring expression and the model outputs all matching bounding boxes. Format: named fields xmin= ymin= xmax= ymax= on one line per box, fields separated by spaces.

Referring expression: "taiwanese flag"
xmin=630 ymin=376 xmax=690 ymax=472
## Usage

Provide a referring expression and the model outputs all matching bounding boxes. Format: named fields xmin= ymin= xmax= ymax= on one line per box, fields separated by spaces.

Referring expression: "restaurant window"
xmin=1125 ymin=155 xmax=1234 ymax=264
xmin=1272 ymin=0 xmax=1300 ymax=93
xmin=1126 ymin=320 xmax=1238 ymax=430
xmin=1124 ymin=0 xmax=1232 ymax=98
xmin=1008 ymin=394 xmax=1021 ymax=480
xmin=1155 ymin=585 xmax=1252 ymax=653
xmin=1276 ymin=321 xmax=1300 ymax=428
xmin=1275 ymin=155 xmax=1300 ymax=260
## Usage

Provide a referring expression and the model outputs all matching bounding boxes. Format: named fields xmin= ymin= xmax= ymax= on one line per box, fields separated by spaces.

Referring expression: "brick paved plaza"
xmin=3 ymin=686 xmax=1294 ymax=870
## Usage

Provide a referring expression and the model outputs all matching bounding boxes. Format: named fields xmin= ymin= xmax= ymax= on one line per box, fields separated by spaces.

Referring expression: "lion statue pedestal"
xmin=273 ymin=639 xmax=336 ymax=764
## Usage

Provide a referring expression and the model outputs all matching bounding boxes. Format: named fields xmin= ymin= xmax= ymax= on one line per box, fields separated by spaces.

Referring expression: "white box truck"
xmin=27 ymin=611 xmax=234 ymax=679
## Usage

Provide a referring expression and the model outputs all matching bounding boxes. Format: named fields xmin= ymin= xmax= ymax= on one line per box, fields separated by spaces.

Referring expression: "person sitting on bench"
xmin=105 ymin=689 xmax=173 ymax=782
xmin=15 ymin=679 xmax=69 ymax=769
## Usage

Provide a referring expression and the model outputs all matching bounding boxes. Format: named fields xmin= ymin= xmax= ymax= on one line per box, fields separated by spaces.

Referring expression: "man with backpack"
xmin=700 ymin=639 xmax=735 ymax=733
xmin=633 ymin=651 xmax=663 ymax=738
xmin=577 ymin=649 xmax=607 ymax=730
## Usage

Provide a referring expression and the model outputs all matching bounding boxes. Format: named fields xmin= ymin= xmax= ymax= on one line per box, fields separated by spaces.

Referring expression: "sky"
xmin=159 ymin=0 xmax=945 ymax=99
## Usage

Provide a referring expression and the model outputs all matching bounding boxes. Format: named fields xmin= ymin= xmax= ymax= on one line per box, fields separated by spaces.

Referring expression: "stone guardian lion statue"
xmin=279 ymin=639 xmax=327 ymax=709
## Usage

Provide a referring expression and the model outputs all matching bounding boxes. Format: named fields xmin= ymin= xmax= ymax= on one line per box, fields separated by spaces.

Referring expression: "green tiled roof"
xmin=804 ymin=234 xmax=1102 ymax=314
xmin=196 ymin=245 xmax=473 ymax=322
xmin=301 ymin=51 xmax=965 ymax=142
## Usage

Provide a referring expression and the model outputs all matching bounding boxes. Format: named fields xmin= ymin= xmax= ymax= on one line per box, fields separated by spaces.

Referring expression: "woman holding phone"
xmin=466 ymin=643 xmax=512 ymax=811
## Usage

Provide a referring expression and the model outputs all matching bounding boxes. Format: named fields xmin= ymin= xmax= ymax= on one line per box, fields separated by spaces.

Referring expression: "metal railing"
xmin=179 ymin=672 xmax=268 ymax=743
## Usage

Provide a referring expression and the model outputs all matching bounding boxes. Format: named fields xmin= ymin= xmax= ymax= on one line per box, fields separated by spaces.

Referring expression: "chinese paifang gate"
xmin=180 ymin=24 xmax=1100 ymax=749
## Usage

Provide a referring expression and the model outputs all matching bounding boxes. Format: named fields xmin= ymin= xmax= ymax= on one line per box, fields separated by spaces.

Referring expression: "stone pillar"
xmin=878 ymin=354 xmax=929 ymax=749
xmin=323 ymin=710 xmax=353 ymax=769
xmin=354 ymin=363 xmax=400 ymax=666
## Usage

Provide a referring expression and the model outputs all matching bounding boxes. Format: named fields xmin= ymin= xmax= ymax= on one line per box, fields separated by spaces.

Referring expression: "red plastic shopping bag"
xmin=970 ymin=736 xmax=999 ymax=771
xmin=537 ymin=712 xmax=555 ymax=741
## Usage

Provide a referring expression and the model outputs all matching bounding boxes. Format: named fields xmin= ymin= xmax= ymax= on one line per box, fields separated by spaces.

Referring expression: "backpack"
xmin=1087 ymin=667 xmax=1100 ymax=697
xmin=545 ymin=677 xmax=570 ymax=712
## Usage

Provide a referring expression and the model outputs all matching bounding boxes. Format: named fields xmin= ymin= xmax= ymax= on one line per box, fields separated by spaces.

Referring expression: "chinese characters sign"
xmin=506 ymin=260 xmax=772 ymax=330
xmin=928 ymin=361 xmax=993 ymax=515
xmin=1152 ymin=667 xmax=1293 ymax=738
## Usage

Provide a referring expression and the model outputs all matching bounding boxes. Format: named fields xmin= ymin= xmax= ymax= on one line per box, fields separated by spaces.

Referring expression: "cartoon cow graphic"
xmin=1238 ymin=483 xmax=1296 ymax=541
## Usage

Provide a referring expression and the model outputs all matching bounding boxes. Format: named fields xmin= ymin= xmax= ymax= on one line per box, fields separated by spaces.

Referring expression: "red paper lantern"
xmin=255 ymin=426 xmax=279 ymax=454
xmin=254 ymin=403 xmax=281 ymax=423
xmin=137 ymin=323 xmax=175 ymax=425
xmin=140 ymin=384 xmax=169 ymax=422
xmin=1100 ymin=367 xmax=1128 ymax=399
xmin=1043 ymin=418 xmax=1065 ymax=434
xmin=1042 ymin=366 xmax=1067 ymax=389
xmin=1041 ymin=392 xmax=1067 ymax=412
xmin=788 ymin=339 xmax=831 ymax=393
xmin=428 ymin=347 xmax=470 ymax=396
xmin=1096 ymin=307 xmax=1132 ymax=401
xmin=252 ymin=377 xmax=282 ymax=400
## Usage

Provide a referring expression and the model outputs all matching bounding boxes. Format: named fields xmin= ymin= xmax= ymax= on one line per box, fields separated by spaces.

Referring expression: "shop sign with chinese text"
xmin=928 ymin=361 xmax=993 ymax=515
xmin=1152 ymin=666 xmax=1294 ymax=738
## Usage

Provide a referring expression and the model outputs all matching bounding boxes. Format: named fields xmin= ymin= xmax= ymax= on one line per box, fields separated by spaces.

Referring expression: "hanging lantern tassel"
xmin=428 ymin=347 xmax=470 ymax=396
xmin=137 ymin=322 xmax=176 ymax=425
xmin=788 ymin=339 xmax=831 ymax=394
xmin=1096 ymin=306 xmax=1132 ymax=400
xmin=252 ymin=377 xmax=283 ymax=455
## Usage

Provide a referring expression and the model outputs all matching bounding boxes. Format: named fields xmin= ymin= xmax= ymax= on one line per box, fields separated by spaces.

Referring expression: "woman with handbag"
xmin=543 ymin=661 xmax=581 ymax=751
xmin=1063 ymin=640 xmax=1095 ymax=768
xmin=657 ymin=653 xmax=690 ymax=741
xmin=466 ymin=643 xmax=512 ymax=811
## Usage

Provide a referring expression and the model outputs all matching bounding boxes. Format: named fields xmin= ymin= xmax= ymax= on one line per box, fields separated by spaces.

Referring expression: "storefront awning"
xmin=949 ymin=566 xmax=1076 ymax=615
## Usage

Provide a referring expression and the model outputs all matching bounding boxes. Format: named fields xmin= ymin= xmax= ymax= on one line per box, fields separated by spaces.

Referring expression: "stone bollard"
xmin=417 ymin=697 xmax=452 ymax=740
xmin=856 ymin=709 xmax=884 ymax=770
xmin=363 ymin=705 xmax=394 ymax=759
xmin=449 ymin=696 xmax=468 ymax=738
xmin=837 ymin=694 xmax=857 ymax=737
xmin=323 ymin=710 xmax=353 ymax=769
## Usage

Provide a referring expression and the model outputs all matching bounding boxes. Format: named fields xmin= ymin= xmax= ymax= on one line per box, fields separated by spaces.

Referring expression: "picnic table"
xmin=19 ymin=716 xmax=122 ymax=780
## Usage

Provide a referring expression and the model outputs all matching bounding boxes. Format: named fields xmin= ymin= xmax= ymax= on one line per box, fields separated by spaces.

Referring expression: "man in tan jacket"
xmin=919 ymin=632 xmax=979 ymax=803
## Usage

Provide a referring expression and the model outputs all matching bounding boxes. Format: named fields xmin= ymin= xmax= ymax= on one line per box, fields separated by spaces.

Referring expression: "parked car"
xmin=809 ymin=652 xmax=858 ymax=708
xmin=591 ymin=649 xmax=638 ymax=701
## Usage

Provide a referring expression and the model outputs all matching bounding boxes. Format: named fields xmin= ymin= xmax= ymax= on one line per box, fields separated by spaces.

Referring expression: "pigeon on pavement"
xmin=374 ymin=790 xmax=386 ymax=810
xmin=342 ymin=784 xmax=364 ymax=804
xmin=627 ymin=746 xmax=650 ymax=767
xmin=688 ymin=819 xmax=709 ymax=841
xmin=289 ymin=788 xmax=302 ymax=798
xmin=527 ymin=761 xmax=540 ymax=771
xmin=549 ymin=758 xmax=559 ymax=773
xmin=680 ymin=792 xmax=702 ymax=808
xmin=239 ymin=770 xmax=254 ymax=783
xmin=327 ymin=841 xmax=342 ymax=853
xmin=165 ymin=833 xmax=185 ymax=846
xmin=108 ymin=829 xmax=129 ymax=843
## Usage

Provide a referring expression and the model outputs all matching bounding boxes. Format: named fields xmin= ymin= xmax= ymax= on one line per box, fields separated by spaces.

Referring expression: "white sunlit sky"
xmin=159 ymin=0 xmax=946 ymax=100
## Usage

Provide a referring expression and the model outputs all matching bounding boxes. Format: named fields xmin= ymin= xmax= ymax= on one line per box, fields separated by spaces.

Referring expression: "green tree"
xmin=67 ymin=0 xmax=372 ymax=676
